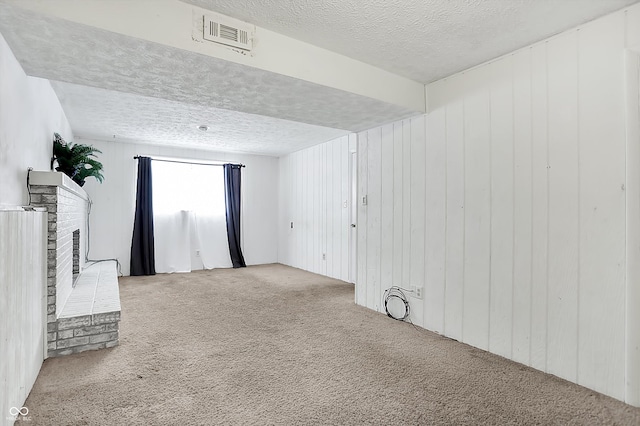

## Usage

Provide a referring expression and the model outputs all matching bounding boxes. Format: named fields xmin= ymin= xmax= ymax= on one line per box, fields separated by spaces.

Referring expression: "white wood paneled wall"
xmin=278 ymin=135 xmax=354 ymax=282
xmin=625 ymin=48 xmax=640 ymax=409
xmin=355 ymin=118 xmax=428 ymax=325
xmin=0 ymin=209 xmax=47 ymax=425
xmin=354 ymin=6 xmax=640 ymax=406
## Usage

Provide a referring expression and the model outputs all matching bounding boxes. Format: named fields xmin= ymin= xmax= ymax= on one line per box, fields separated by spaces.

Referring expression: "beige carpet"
xmin=24 ymin=264 xmax=640 ymax=425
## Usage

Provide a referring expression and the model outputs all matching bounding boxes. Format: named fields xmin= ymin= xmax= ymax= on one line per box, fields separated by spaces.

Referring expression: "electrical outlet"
xmin=322 ymin=253 xmax=326 ymax=260
xmin=290 ymin=221 xmax=294 ymax=229
xmin=415 ymin=287 xmax=423 ymax=299
xmin=195 ymin=250 xmax=200 ymax=257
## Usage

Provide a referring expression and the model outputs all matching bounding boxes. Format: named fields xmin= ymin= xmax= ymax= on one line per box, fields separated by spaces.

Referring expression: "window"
xmin=152 ymin=161 xmax=225 ymax=217
xmin=151 ymin=160 xmax=231 ymax=272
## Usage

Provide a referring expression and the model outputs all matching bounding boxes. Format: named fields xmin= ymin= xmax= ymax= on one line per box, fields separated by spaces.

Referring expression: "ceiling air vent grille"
xmin=203 ymin=14 xmax=252 ymax=51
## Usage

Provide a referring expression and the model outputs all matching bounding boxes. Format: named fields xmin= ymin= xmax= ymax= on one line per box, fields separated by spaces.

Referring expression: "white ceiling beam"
xmin=10 ymin=0 xmax=426 ymax=114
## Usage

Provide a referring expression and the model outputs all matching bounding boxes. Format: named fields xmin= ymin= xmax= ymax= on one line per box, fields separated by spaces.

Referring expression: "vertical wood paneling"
xmin=322 ymin=142 xmax=334 ymax=277
xmin=367 ymin=128 xmax=382 ymax=311
xmin=323 ymin=143 xmax=328 ymax=276
xmin=298 ymin=150 xmax=304 ymax=270
xmin=463 ymin=80 xmax=492 ymax=351
xmin=392 ymin=122 xmax=404 ymax=290
xmin=277 ymin=135 xmax=353 ymax=283
xmin=625 ymin=7 xmax=640 ymax=405
xmin=310 ymin=146 xmax=316 ymax=272
xmin=298 ymin=150 xmax=305 ymax=270
xmin=278 ymin=155 xmax=286 ymax=261
xmin=314 ymin=146 xmax=320 ymax=273
xmin=357 ymin=132 xmax=369 ymax=305
xmin=0 ymin=211 xmax=46 ymax=422
xmin=323 ymin=143 xmax=329 ymax=276
xmin=577 ymin=15 xmax=626 ymax=398
xmin=425 ymin=108 xmax=447 ymax=333
xmin=335 ymin=138 xmax=343 ymax=279
xmin=530 ymin=42 xmax=549 ymax=371
xmin=409 ymin=116 xmax=426 ymax=326
xmin=512 ymin=48 xmax=534 ymax=366
xmin=342 ymin=136 xmax=351 ymax=282
xmin=313 ymin=145 xmax=320 ymax=274
xmin=304 ymin=149 xmax=311 ymax=271
xmin=380 ymin=125 xmax=394 ymax=307
xmin=312 ymin=146 xmax=318 ymax=272
xmin=323 ymin=143 xmax=328 ymax=275
xmin=402 ymin=120 xmax=412 ymax=289
xmin=308 ymin=146 xmax=314 ymax=272
xmin=289 ymin=153 xmax=294 ymax=268
xmin=275 ymin=4 xmax=639 ymax=406
xmin=489 ymin=59 xmax=515 ymax=358
xmin=321 ymin=143 xmax=328 ymax=275
xmin=445 ymin=98 xmax=465 ymax=341
xmin=330 ymin=139 xmax=339 ymax=279
xmin=325 ymin=142 xmax=332 ymax=276
xmin=292 ymin=151 xmax=299 ymax=269
xmin=278 ymin=154 xmax=288 ymax=263
xmin=546 ymin=31 xmax=579 ymax=382
xmin=278 ymin=136 xmax=350 ymax=281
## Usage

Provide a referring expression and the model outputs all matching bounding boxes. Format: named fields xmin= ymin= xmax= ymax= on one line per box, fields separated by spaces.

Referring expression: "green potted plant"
xmin=51 ymin=133 xmax=104 ymax=187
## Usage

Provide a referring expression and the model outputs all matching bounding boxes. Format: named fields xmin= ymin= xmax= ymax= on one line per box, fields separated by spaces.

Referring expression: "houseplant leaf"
xmin=52 ymin=133 xmax=104 ymax=186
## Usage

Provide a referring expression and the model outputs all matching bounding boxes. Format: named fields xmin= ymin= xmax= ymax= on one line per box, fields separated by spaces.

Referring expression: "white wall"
xmin=0 ymin=30 xmax=73 ymax=422
xmin=0 ymin=209 xmax=47 ymax=426
xmin=82 ymin=140 xmax=279 ymax=276
xmin=0 ymin=32 xmax=73 ymax=206
xmin=350 ymin=5 xmax=640 ymax=406
xmin=275 ymin=4 xmax=640 ymax=407
xmin=355 ymin=117 xmax=428 ymax=320
xmin=277 ymin=134 xmax=354 ymax=282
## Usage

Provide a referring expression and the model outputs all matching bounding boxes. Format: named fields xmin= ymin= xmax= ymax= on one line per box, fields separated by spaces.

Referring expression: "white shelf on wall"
xmin=29 ymin=171 xmax=89 ymax=201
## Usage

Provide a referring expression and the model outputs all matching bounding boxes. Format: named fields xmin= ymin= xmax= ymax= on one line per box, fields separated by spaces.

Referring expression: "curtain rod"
xmin=133 ymin=155 xmax=245 ymax=168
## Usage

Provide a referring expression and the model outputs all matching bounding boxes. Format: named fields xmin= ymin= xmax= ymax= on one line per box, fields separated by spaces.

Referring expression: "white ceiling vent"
xmin=203 ymin=13 xmax=253 ymax=51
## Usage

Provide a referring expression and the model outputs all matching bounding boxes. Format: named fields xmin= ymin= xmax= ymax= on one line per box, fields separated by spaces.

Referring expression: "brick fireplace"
xmin=30 ymin=171 xmax=120 ymax=357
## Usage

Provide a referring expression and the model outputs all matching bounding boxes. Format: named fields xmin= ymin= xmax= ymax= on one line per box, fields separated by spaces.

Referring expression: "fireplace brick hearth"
xmin=30 ymin=171 xmax=120 ymax=357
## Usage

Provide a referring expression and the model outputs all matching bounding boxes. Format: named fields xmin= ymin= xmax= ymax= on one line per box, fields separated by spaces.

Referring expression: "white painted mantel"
xmin=29 ymin=170 xmax=89 ymax=201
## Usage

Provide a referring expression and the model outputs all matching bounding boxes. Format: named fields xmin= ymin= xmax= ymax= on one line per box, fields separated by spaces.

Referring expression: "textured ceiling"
xmin=0 ymin=3 xmax=415 ymax=132
xmin=1 ymin=0 xmax=637 ymax=156
xmin=184 ymin=0 xmax=639 ymax=83
xmin=0 ymin=2 xmax=417 ymax=155
xmin=50 ymin=81 xmax=348 ymax=156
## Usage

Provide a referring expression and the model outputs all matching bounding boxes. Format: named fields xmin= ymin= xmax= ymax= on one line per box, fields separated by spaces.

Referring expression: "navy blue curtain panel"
xmin=130 ymin=156 xmax=156 ymax=276
xmin=223 ymin=164 xmax=246 ymax=268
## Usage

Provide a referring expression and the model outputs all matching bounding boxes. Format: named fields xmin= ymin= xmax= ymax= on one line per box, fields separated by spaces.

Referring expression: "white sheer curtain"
xmin=152 ymin=160 xmax=232 ymax=273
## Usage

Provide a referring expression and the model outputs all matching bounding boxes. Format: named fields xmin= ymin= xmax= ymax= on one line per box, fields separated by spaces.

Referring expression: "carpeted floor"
xmin=24 ymin=264 xmax=640 ymax=425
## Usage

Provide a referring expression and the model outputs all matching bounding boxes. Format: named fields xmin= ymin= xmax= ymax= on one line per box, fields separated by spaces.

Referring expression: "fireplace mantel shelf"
xmin=29 ymin=171 xmax=89 ymax=201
